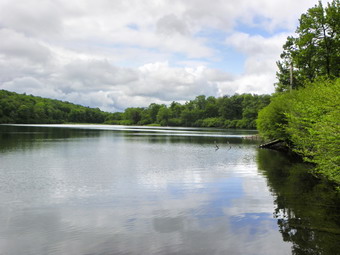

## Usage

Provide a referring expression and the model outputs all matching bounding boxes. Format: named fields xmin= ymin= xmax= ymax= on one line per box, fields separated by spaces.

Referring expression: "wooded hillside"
xmin=0 ymin=90 xmax=107 ymax=124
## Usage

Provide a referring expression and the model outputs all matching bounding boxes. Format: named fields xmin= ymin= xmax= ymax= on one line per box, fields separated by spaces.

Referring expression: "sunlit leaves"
xmin=275 ymin=0 xmax=340 ymax=91
xmin=258 ymin=78 xmax=340 ymax=184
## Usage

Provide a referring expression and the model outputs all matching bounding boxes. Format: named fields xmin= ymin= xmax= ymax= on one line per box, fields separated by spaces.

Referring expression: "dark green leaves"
xmin=275 ymin=0 xmax=340 ymax=91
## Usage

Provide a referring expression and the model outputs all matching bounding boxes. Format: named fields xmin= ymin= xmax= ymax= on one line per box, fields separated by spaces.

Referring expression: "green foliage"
xmin=276 ymin=0 xmax=340 ymax=91
xmin=123 ymin=107 xmax=143 ymax=125
xmin=200 ymin=117 xmax=224 ymax=128
xmin=167 ymin=118 xmax=182 ymax=127
xmin=103 ymin=94 xmax=270 ymax=128
xmin=258 ymin=78 xmax=340 ymax=183
xmin=156 ymin=105 xmax=171 ymax=126
xmin=0 ymin=90 xmax=271 ymax=130
xmin=0 ymin=90 xmax=108 ymax=124
xmin=105 ymin=112 xmax=123 ymax=124
xmin=285 ymin=79 xmax=340 ymax=183
xmin=264 ymin=0 xmax=340 ymax=185
xmin=257 ymin=93 xmax=294 ymax=140
xmin=218 ymin=95 xmax=243 ymax=120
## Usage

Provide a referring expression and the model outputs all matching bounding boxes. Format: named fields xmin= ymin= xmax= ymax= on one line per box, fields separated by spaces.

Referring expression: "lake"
xmin=0 ymin=124 xmax=339 ymax=255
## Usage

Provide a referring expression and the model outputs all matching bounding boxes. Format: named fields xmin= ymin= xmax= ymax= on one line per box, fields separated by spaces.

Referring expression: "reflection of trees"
xmin=257 ymin=149 xmax=340 ymax=255
xmin=0 ymin=125 xmax=100 ymax=153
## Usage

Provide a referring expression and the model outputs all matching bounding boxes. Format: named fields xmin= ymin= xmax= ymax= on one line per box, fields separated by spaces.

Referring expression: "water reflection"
xmin=257 ymin=149 xmax=340 ymax=255
xmin=0 ymin=124 xmax=258 ymax=150
xmin=0 ymin=125 xmax=101 ymax=153
xmin=0 ymin=125 xmax=294 ymax=254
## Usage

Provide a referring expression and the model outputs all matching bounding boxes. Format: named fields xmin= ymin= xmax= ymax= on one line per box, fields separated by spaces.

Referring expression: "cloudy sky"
xmin=0 ymin=0 xmax=327 ymax=112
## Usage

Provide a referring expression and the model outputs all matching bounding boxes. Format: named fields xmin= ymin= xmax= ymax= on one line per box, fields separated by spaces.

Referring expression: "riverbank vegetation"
xmin=257 ymin=79 xmax=339 ymax=184
xmin=0 ymin=89 xmax=270 ymax=129
xmin=105 ymin=94 xmax=270 ymax=129
xmin=257 ymin=0 xmax=340 ymax=184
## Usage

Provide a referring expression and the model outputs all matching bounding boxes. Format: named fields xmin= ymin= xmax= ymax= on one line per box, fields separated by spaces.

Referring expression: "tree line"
xmin=105 ymin=94 xmax=270 ymax=129
xmin=0 ymin=89 xmax=271 ymax=129
xmin=0 ymin=90 xmax=107 ymax=124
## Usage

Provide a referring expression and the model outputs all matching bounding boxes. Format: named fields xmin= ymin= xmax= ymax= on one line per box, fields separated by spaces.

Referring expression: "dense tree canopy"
xmin=0 ymin=90 xmax=107 ymax=124
xmin=0 ymin=89 xmax=270 ymax=129
xmin=106 ymin=94 xmax=271 ymax=129
xmin=275 ymin=0 xmax=340 ymax=92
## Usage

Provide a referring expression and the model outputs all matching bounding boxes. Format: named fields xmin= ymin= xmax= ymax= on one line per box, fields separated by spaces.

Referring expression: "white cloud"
xmin=61 ymin=60 xmax=138 ymax=90
xmin=0 ymin=0 xmax=328 ymax=111
xmin=156 ymin=14 xmax=190 ymax=36
xmin=1 ymin=77 xmax=62 ymax=99
xmin=134 ymin=62 xmax=220 ymax=100
xmin=0 ymin=29 xmax=51 ymax=63
xmin=221 ymin=32 xmax=290 ymax=95
xmin=0 ymin=0 xmax=63 ymax=38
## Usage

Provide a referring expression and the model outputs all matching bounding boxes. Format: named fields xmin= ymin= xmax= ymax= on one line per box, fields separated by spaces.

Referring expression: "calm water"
xmin=0 ymin=124 xmax=339 ymax=255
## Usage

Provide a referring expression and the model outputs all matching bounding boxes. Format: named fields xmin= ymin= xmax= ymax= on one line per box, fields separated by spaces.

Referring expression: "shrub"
xmin=257 ymin=93 xmax=295 ymax=140
xmin=201 ymin=117 xmax=224 ymax=127
xmin=257 ymin=78 xmax=340 ymax=183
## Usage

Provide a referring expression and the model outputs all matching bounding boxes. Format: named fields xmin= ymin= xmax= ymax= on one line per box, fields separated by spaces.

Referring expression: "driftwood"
xmin=259 ymin=139 xmax=284 ymax=149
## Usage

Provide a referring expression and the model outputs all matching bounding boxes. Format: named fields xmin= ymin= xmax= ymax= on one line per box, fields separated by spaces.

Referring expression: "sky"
xmin=0 ymin=0 xmax=329 ymax=112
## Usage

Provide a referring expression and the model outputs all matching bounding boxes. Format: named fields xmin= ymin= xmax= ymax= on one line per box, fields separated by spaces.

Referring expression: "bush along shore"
xmin=257 ymin=0 xmax=340 ymax=188
xmin=257 ymin=79 xmax=340 ymax=186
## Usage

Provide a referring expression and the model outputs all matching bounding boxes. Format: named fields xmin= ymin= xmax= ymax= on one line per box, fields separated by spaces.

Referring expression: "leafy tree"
xmin=123 ymin=107 xmax=143 ymax=125
xmin=105 ymin=112 xmax=123 ymax=124
xmin=147 ymin=103 xmax=162 ymax=123
xmin=17 ymin=105 xmax=33 ymax=123
xmin=218 ymin=95 xmax=243 ymax=120
xmin=275 ymin=0 xmax=340 ymax=91
xmin=139 ymin=110 xmax=152 ymax=125
xmin=34 ymin=102 xmax=48 ymax=122
xmin=156 ymin=105 xmax=170 ymax=126
xmin=169 ymin=101 xmax=182 ymax=117
xmin=193 ymin=95 xmax=207 ymax=111
xmin=204 ymin=96 xmax=219 ymax=118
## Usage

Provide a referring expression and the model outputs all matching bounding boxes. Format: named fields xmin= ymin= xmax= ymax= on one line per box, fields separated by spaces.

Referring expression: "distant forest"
xmin=0 ymin=90 xmax=270 ymax=129
xmin=0 ymin=90 xmax=107 ymax=124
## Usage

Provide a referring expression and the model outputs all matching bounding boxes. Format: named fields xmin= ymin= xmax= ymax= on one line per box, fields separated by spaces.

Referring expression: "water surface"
xmin=0 ymin=124 xmax=339 ymax=254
